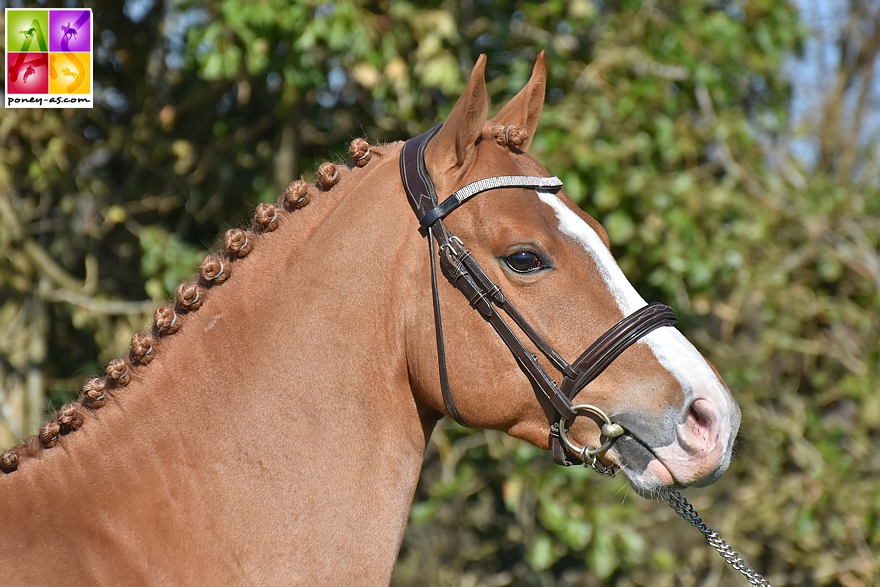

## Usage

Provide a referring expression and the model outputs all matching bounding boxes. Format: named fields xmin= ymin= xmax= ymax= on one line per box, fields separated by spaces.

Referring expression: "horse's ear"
xmin=425 ymin=54 xmax=489 ymax=176
xmin=491 ymin=51 xmax=547 ymax=152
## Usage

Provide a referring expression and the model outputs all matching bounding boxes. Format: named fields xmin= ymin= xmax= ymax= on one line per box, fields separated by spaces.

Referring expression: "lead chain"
xmin=665 ymin=490 xmax=772 ymax=587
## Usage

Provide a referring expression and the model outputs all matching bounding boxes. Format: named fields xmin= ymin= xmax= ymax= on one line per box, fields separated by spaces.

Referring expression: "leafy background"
xmin=1 ymin=0 xmax=878 ymax=585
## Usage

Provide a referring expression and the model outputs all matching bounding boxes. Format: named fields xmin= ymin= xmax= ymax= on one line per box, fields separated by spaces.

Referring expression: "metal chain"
xmin=665 ymin=490 xmax=772 ymax=587
xmin=584 ymin=454 xmax=619 ymax=477
xmin=577 ymin=429 xmax=770 ymax=585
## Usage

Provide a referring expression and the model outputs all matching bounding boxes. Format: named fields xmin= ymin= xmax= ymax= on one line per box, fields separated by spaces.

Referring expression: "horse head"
xmin=406 ymin=53 xmax=741 ymax=496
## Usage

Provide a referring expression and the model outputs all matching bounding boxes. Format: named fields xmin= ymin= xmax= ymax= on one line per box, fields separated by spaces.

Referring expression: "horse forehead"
xmin=536 ymin=191 xmax=646 ymax=314
xmin=464 ymin=152 xmax=567 ymax=227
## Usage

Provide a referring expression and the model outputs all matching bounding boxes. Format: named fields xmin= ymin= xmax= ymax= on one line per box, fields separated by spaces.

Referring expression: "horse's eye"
xmin=505 ymin=251 xmax=542 ymax=273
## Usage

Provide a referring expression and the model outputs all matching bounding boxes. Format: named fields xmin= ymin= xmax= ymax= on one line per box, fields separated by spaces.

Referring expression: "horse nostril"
xmin=686 ymin=399 xmax=718 ymax=445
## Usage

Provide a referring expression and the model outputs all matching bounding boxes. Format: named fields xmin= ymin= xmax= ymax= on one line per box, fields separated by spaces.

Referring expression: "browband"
xmin=420 ymin=175 xmax=562 ymax=229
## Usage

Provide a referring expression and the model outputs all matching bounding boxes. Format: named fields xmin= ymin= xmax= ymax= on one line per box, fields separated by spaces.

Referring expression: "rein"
xmin=399 ymin=124 xmax=773 ymax=586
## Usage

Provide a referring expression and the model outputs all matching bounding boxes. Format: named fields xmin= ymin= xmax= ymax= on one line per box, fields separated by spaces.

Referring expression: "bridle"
xmin=398 ymin=124 xmax=774 ymax=586
xmin=399 ymin=124 xmax=677 ymax=467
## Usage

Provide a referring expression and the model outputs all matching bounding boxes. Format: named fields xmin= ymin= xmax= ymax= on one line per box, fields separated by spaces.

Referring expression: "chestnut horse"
xmin=0 ymin=54 xmax=740 ymax=585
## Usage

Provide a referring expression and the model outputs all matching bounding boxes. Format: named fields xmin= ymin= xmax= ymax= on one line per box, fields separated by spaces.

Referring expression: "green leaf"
xmin=527 ymin=533 xmax=561 ymax=571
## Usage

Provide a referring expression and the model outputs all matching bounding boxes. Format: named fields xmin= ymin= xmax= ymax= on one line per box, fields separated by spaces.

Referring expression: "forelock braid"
xmin=489 ymin=123 xmax=528 ymax=150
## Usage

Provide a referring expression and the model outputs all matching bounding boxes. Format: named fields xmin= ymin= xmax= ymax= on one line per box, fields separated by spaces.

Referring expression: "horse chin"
xmin=606 ymin=442 xmax=676 ymax=497
xmin=608 ymin=435 xmax=731 ymax=497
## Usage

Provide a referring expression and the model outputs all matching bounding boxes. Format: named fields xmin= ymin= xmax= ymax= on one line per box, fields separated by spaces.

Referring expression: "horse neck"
xmin=0 ymin=146 xmax=434 ymax=585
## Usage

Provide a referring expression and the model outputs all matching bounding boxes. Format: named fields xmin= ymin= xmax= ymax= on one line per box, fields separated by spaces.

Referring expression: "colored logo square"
xmin=49 ymin=53 xmax=90 ymax=94
xmin=48 ymin=9 xmax=91 ymax=53
xmin=6 ymin=9 xmax=49 ymax=53
xmin=5 ymin=7 xmax=94 ymax=108
xmin=7 ymin=52 xmax=48 ymax=94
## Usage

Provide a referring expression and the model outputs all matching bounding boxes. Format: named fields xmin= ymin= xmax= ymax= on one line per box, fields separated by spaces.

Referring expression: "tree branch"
xmin=41 ymin=288 xmax=155 ymax=316
xmin=0 ymin=193 xmax=85 ymax=293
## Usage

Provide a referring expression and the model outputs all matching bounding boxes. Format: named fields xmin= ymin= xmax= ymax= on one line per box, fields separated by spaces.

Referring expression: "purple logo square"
xmin=48 ymin=9 xmax=90 ymax=53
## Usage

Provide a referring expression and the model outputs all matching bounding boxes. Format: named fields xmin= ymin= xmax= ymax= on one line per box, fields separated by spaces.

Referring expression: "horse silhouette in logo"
xmin=61 ymin=67 xmax=79 ymax=82
xmin=23 ymin=66 xmax=36 ymax=84
xmin=61 ymin=23 xmax=77 ymax=41
xmin=20 ymin=28 xmax=36 ymax=40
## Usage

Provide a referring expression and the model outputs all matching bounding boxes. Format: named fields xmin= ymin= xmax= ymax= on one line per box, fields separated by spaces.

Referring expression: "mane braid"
xmin=486 ymin=122 xmax=528 ymax=150
xmin=0 ymin=137 xmax=378 ymax=476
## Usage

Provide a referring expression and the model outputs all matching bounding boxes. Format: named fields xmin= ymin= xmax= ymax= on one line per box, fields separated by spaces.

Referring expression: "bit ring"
xmin=558 ymin=404 xmax=625 ymax=461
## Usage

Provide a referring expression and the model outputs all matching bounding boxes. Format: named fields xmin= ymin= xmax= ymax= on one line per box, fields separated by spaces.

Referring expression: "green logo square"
xmin=7 ymin=9 xmax=49 ymax=53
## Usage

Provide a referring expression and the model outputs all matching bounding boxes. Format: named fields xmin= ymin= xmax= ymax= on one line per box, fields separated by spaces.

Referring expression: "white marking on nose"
xmin=535 ymin=191 xmax=735 ymax=444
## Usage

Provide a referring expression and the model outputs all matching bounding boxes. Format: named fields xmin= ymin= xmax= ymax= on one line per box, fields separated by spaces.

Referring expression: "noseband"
xmin=399 ymin=124 xmax=677 ymax=467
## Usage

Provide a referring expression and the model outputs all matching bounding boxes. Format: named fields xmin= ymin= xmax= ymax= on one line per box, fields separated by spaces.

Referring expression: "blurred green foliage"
xmin=1 ymin=0 xmax=878 ymax=585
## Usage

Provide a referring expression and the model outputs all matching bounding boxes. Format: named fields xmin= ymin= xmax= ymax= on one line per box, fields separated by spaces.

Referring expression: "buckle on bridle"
xmin=439 ymin=237 xmax=469 ymax=281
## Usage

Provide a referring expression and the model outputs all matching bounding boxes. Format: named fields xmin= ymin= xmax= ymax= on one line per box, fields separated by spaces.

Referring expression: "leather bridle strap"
xmin=400 ymin=124 xmax=468 ymax=426
xmin=434 ymin=232 xmax=579 ymax=421
xmin=400 ymin=125 xmax=575 ymax=423
xmin=420 ymin=174 xmax=563 ymax=229
xmin=551 ymin=303 xmax=676 ymax=465
xmin=399 ymin=124 xmax=677 ymax=465
xmin=560 ymin=303 xmax=678 ymax=397
xmin=426 ymin=224 xmax=466 ymax=425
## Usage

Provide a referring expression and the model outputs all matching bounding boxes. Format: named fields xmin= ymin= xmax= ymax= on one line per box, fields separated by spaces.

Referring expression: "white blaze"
xmin=535 ymin=191 xmax=734 ymax=436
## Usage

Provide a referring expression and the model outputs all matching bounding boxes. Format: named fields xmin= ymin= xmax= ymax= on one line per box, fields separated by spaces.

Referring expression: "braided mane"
xmin=0 ymin=138 xmax=380 ymax=475
xmin=0 ymin=125 xmax=527 ymax=476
